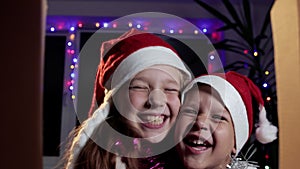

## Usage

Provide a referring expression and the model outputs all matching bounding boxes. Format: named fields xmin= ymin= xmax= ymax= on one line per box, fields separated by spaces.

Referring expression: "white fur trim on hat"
xmin=109 ymin=46 xmax=192 ymax=96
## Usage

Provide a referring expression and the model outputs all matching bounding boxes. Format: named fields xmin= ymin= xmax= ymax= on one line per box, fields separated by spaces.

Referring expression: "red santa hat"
xmin=182 ymin=71 xmax=278 ymax=155
xmin=66 ymin=28 xmax=192 ymax=169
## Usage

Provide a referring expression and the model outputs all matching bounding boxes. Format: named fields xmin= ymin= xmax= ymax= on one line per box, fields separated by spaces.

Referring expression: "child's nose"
xmin=146 ymin=89 xmax=167 ymax=108
xmin=194 ymin=115 xmax=209 ymax=131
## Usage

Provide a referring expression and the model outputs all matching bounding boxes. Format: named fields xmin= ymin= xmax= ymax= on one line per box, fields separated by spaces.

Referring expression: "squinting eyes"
xmin=129 ymin=86 xmax=179 ymax=94
xmin=179 ymin=108 xmax=228 ymax=122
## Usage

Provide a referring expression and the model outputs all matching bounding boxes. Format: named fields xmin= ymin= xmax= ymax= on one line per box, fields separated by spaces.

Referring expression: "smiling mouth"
xmin=139 ymin=114 xmax=168 ymax=129
xmin=183 ymin=135 xmax=212 ymax=153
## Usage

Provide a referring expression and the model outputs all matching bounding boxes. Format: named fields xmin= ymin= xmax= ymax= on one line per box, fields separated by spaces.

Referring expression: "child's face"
xmin=114 ymin=65 xmax=182 ymax=143
xmin=175 ymin=85 xmax=235 ymax=169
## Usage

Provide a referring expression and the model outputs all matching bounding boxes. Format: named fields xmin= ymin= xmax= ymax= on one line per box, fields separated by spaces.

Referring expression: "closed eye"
xmin=129 ymin=86 xmax=149 ymax=92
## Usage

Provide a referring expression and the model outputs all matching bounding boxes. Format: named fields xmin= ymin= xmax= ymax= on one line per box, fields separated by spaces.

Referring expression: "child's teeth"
xmin=146 ymin=115 xmax=164 ymax=125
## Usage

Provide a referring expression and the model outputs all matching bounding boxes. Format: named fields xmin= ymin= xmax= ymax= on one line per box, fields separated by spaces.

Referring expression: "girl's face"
xmin=114 ymin=65 xmax=182 ymax=143
xmin=175 ymin=85 xmax=235 ymax=169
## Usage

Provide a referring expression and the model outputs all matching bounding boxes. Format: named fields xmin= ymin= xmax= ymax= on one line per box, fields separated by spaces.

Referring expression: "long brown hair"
xmin=62 ymin=103 xmax=143 ymax=169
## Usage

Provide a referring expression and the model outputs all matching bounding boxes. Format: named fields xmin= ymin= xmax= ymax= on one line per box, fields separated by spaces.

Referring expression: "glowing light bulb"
xmin=112 ymin=23 xmax=117 ymax=28
xmin=202 ymin=28 xmax=207 ymax=33
xmin=78 ymin=23 xmax=83 ymax=28
xmin=67 ymin=42 xmax=72 ymax=47
xmin=266 ymin=97 xmax=271 ymax=101
xmin=169 ymin=29 xmax=174 ymax=34
xmin=265 ymin=166 xmax=270 ymax=169
xmin=128 ymin=22 xmax=133 ymax=27
xmin=254 ymin=51 xmax=258 ymax=56
xmin=73 ymin=58 xmax=78 ymax=63
xmin=265 ymin=71 xmax=270 ymax=75
xmin=209 ymin=55 xmax=215 ymax=60
xmin=178 ymin=29 xmax=183 ymax=34
xmin=71 ymin=95 xmax=76 ymax=99
xmin=70 ymin=65 xmax=75 ymax=69
xmin=70 ymin=73 xmax=75 ymax=78
xmin=103 ymin=22 xmax=108 ymax=28
xmin=70 ymin=26 xmax=75 ymax=31
xmin=69 ymin=34 xmax=75 ymax=41
xmin=136 ymin=24 xmax=141 ymax=29
xmin=50 ymin=27 xmax=55 ymax=32
xmin=263 ymin=83 xmax=268 ymax=88
xmin=95 ymin=22 xmax=100 ymax=28
xmin=161 ymin=29 xmax=166 ymax=33
xmin=69 ymin=86 xmax=74 ymax=90
xmin=194 ymin=30 xmax=199 ymax=34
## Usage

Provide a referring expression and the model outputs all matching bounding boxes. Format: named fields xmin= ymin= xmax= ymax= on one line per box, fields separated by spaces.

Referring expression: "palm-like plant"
xmin=194 ymin=0 xmax=278 ymax=168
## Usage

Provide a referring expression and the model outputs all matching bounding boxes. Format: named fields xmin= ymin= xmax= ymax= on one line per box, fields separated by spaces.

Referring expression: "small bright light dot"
xmin=202 ymin=28 xmax=207 ymax=33
xmin=69 ymin=86 xmax=74 ymax=90
xmin=243 ymin=49 xmax=248 ymax=54
xmin=161 ymin=29 xmax=166 ymax=33
xmin=71 ymin=95 xmax=76 ymax=99
xmin=50 ymin=27 xmax=55 ymax=32
xmin=254 ymin=51 xmax=258 ymax=56
xmin=95 ymin=22 xmax=100 ymax=28
xmin=70 ymin=73 xmax=75 ymax=78
xmin=70 ymin=26 xmax=75 ymax=31
xmin=73 ymin=58 xmax=78 ymax=63
xmin=178 ymin=29 xmax=183 ymax=34
xmin=67 ymin=42 xmax=72 ymax=47
xmin=194 ymin=30 xmax=199 ymax=34
xmin=265 ymin=71 xmax=270 ymax=75
xmin=69 ymin=34 xmax=75 ymax=41
xmin=209 ymin=55 xmax=215 ymax=60
xmin=70 ymin=65 xmax=75 ymax=69
xmin=170 ymin=29 xmax=174 ymax=34
xmin=103 ymin=22 xmax=108 ymax=28
xmin=265 ymin=166 xmax=270 ymax=169
xmin=266 ymin=97 xmax=271 ymax=101
xmin=70 ymin=50 xmax=75 ymax=54
xmin=78 ymin=23 xmax=83 ymax=28
xmin=136 ymin=24 xmax=141 ymax=29
xmin=112 ymin=23 xmax=117 ymax=28
xmin=263 ymin=83 xmax=268 ymax=88
xmin=128 ymin=22 xmax=133 ymax=27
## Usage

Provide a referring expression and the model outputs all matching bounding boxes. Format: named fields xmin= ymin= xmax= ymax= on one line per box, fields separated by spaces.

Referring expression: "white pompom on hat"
xmin=66 ymin=28 xmax=192 ymax=169
xmin=182 ymin=71 xmax=278 ymax=155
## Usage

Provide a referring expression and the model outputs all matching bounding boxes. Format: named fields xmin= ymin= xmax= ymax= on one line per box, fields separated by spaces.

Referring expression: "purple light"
xmin=70 ymin=26 xmax=75 ymax=31
xmin=50 ymin=27 xmax=55 ymax=32
xmin=136 ymin=24 xmax=141 ymax=29
xmin=73 ymin=58 xmax=78 ymax=63
xmin=103 ymin=22 xmax=108 ymax=28
xmin=70 ymin=73 xmax=75 ymax=78
xmin=69 ymin=86 xmax=74 ymax=90
xmin=263 ymin=83 xmax=268 ymax=88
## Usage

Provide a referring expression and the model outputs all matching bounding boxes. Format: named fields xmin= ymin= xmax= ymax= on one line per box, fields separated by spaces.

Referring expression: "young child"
xmin=174 ymin=71 xmax=278 ymax=169
xmin=63 ymin=28 xmax=192 ymax=169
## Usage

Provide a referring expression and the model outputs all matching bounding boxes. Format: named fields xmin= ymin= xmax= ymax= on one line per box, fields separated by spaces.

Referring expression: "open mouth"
xmin=138 ymin=114 xmax=168 ymax=129
xmin=183 ymin=134 xmax=212 ymax=153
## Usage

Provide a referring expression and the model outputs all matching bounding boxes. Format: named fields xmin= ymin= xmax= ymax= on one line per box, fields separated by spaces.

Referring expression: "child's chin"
xmin=143 ymin=132 xmax=167 ymax=143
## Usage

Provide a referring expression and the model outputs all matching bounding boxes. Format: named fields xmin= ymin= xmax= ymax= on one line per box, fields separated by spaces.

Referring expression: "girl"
xmin=174 ymin=71 xmax=278 ymax=169
xmin=63 ymin=28 xmax=192 ymax=169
